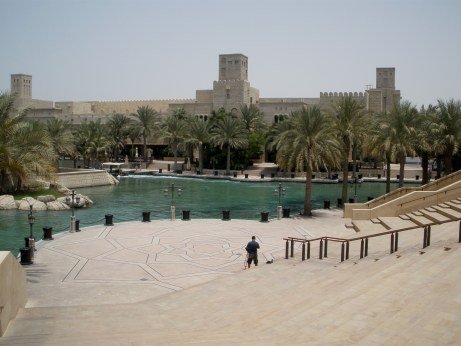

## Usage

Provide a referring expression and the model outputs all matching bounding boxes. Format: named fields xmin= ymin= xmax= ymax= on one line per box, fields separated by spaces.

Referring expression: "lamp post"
xmin=66 ymin=190 xmax=80 ymax=233
xmin=163 ymin=183 xmax=182 ymax=221
xmin=274 ymin=183 xmax=286 ymax=220
xmin=27 ymin=205 xmax=36 ymax=252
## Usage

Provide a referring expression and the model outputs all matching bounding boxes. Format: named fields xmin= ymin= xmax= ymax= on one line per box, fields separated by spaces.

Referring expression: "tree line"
xmin=1 ymin=91 xmax=460 ymax=216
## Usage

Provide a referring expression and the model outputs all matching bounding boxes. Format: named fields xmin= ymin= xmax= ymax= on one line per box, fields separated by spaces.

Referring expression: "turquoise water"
xmin=0 ymin=176 xmax=407 ymax=254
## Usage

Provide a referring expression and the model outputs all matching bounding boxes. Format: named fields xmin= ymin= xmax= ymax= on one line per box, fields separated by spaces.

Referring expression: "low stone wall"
xmin=56 ymin=170 xmax=119 ymax=189
xmin=0 ymin=252 xmax=27 ymax=336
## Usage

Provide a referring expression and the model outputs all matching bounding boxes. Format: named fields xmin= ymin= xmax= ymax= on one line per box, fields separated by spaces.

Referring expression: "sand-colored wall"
xmin=56 ymin=170 xmax=119 ymax=189
xmin=0 ymin=252 xmax=27 ymax=336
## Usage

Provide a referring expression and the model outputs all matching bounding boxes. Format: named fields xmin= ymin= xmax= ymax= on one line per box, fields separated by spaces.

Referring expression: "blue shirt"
xmin=246 ymin=240 xmax=260 ymax=254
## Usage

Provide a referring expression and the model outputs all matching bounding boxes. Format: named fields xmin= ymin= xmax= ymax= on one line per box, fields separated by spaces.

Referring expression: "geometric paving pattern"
xmin=28 ymin=212 xmax=352 ymax=307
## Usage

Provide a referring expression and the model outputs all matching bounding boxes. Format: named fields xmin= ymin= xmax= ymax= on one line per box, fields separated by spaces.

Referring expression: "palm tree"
xmin=133 ymin=106 xmax=159 ymax=162
xmin=107 ymin=113 xmax=131 ymax=161
xmin=186 ymin=117 xmax=211 ymax=173
xmin=274 ymin=106 xmax=340 ymax=216
xmin=330 ymin=95 xmax=367 ymax=204
xmin=211 ymin=113 xmax=248 ymax=175
xmin=0 ymin=92 xmax=57 ymax=193
xmin=46 ymin=118 xmax=75 ymax=166
xmin=415 ymin=105 xmax=437 ymax=184
xmin=368 ymin=101 xmax=418 ymax=190
xmin=433 ymin=99 xmax=461 ymax=175
xmin=240 ymin=104 xmax=266 ymax=133
xmin=161 ymin=115 xmax=187 ymax=170
xmin=127 ymin=124 xmax=142 ymax=161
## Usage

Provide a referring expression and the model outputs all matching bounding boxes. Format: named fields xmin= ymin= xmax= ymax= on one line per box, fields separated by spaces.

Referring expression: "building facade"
xmin=10 ymin=53 xmax=401 ymax=125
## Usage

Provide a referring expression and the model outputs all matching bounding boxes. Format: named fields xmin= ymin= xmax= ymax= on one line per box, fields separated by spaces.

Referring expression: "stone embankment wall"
xmin=56 ymin=170 xmax=119 ymax=189
xmin=0 ymin=252 xmax=27 ymax=336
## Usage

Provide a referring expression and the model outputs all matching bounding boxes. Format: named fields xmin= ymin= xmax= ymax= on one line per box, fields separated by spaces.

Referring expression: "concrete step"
xmin=445 ymin=201 xmax=461 ymax=212
xmin=432 ymin=205 xmax=461 ymax=220
xmin=405 ymin=213 xmax=434 ymax=227
xmin=419 ymin=209 xmax=451 ymax=223
xmin=377 ymin=217 xmax=418 ymax=230
xmin=352 ymin=220 xmax=388 ymax=233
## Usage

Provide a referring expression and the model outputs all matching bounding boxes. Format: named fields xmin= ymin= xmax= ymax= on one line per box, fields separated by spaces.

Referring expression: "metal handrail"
xmin=284 ymin=219 xmax=461 ymax=262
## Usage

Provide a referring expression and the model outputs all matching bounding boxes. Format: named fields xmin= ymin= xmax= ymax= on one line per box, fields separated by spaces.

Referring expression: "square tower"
xmin=219 ymin=54 xmax=248 ymax=81
xmin=376 ymin=68 xmax=395 ymax=90
xmin=11 ymin=74 xmax=32 ymax=99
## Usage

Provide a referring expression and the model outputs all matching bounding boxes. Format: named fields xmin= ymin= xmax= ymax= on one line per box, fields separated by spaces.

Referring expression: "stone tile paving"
xmin=26 ymin=209 xmax=352 ymax=308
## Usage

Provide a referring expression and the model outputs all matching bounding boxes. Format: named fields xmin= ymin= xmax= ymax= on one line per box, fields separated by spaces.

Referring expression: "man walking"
xmin=245 ymin=236 xmax=260 ymax=268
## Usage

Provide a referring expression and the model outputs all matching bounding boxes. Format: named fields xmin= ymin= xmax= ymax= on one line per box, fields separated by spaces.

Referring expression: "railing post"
xmin=341 ymin=242 xmax=345 ymax=262
xmin=360 ymin=239 xmax=364 ymax=259
xmin=285 ymin=240 xmax=289 ymax=259
xmin=290 ymin=239 xmax=294 ymax=258
xmin=459 ymin=221 xmax=461 ymax=243
xmin=427 ymin=225 xmax=431 ymax=246
xmin=394 ymin=232 xmax=399 ymax=252
xmin=324 ymin=239 xmax=328 ymax=258
xmin=390 ymin=233 xmax=395 ymax=254
xmin=307 ymin=241 xmax=311 ymax=260
xmin=346 ymin=241 xmax=350 ymax=260
xmin=423 ymin=226 xmax=427 ymax=248
xmin=365 ymin=238 xmax=369 ymax=257
xmin=302 ymin=242 xmax=306 ymax=261
xmin=319 ymin=239 xmax=323 ymax=260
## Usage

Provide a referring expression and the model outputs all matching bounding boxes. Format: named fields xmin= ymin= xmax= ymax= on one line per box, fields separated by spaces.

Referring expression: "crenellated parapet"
xmin=320 ymin=92 xmax=365 ymax=98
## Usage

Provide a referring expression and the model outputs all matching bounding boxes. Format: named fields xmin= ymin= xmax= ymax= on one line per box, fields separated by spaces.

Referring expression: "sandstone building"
xmin=10 ymin=53 xmax=401 ymax=125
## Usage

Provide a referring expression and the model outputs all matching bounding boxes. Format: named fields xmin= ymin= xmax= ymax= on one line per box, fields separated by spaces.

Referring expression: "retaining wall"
xmin=0 ymin=252 xmax=27 ymax=336
xmin=56 ymin=170 xmax=119 ymax=189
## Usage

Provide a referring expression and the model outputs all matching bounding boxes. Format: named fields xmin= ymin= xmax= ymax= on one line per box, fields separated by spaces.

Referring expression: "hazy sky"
xmin=1 ymin=0 xmax=460 ymax=107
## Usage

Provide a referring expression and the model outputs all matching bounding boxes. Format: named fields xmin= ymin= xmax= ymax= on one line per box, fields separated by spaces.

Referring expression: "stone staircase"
xmin=1 ymin=222 xmax=460 ymax=344
xmin=348 ymin=198 xmax=461 ymax=233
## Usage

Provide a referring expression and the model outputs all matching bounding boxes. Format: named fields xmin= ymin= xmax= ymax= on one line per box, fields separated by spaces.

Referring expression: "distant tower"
xmin=218 ymin=54 xmax=248 ymax=81
xmin=11 ymin=74 xmax=32 ymax=99
xmin=366 ymin=68 xmax=400 ymax=113
xmin=376 ymin=68 xmax=395 ymax=89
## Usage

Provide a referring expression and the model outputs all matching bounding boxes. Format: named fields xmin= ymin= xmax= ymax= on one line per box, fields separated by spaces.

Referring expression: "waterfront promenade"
xmin=2 ymin=209 xmax=461 ymax=344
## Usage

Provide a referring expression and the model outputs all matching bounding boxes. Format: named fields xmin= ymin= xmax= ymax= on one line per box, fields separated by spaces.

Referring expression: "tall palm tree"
xmin=107 ymin=113 xmax=131 ymax=161
xmin=127 ymin=124 xmax=142 ymax=161
xmin=330 ymin=95 xmax=367 ymax=204
xmin=433 ymin=99 xmax=461 ymax=175
xmin=211 ymin=113 xmax=248 ymax=175
xmin=274 ymin=106 xmax=340 ymax=216
xmin=133 ymin=106 xmax=159 ymax=162
xmin=161 ymin=115 xmax=187 ymax=169
xmin=368 ymin=101 xmax=418 ymax=190
xmin=46 ymin=118 xmax=75 ymax=166
xmin=186 ymin=117 xmax=211 ymax=173
xmin=415 ymin=105 xmax=437 ymax=184
xmin=0 ymin=92 xmax=57 ymax=193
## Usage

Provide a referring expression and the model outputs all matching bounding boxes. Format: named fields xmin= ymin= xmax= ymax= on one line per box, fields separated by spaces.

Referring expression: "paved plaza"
xmin=26 ymin=209 xmax=352 ymax=308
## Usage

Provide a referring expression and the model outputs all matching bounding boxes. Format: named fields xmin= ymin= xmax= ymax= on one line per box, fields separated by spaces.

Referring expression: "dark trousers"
xmin=247 ymin=253 xmax=258 ymax=267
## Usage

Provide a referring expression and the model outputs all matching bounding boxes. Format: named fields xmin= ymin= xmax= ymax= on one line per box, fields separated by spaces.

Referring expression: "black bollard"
xmin=222 ymin=210 xmax=230 ymax=221
xmin=377 ymin=174 xmax=381 ymax=179
xmin=282 ymin=208 xmax=291 ymax=218
xmin=75 ymin=219 xmax=80 ymax=232
xmin=260 ymin=211 xmax=269 ymax=222
xmin=20 ymin=247 xmax=33 ymax=265
xmin=337 ymin=198 xmax=343 ymax=208
xmin=43 ymin=226 xmax=53 ymax=240
xmin=182 ymin=210 xmax=190 ymax=221
xmin=368 ymin=196 xmax=374 ymax=201
xmin=233 ymin=172 xmax=237 ymax=178
xmin=105 ymin=214 xmax=114 ymax=226
xmin=348 ymin=198 xmax=354 ymax=203
xmin=260 ymin=174 xmax=264 ymax=179
xmin=323 ymin=200 xmax=330 ymax=209
xmin=142 ymin=211 xmax=151 ymax=222
xmin=214 ymin=170 xmax=218 ymax=176
xmin=159 ymin=168 xmax=163 ymax=173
